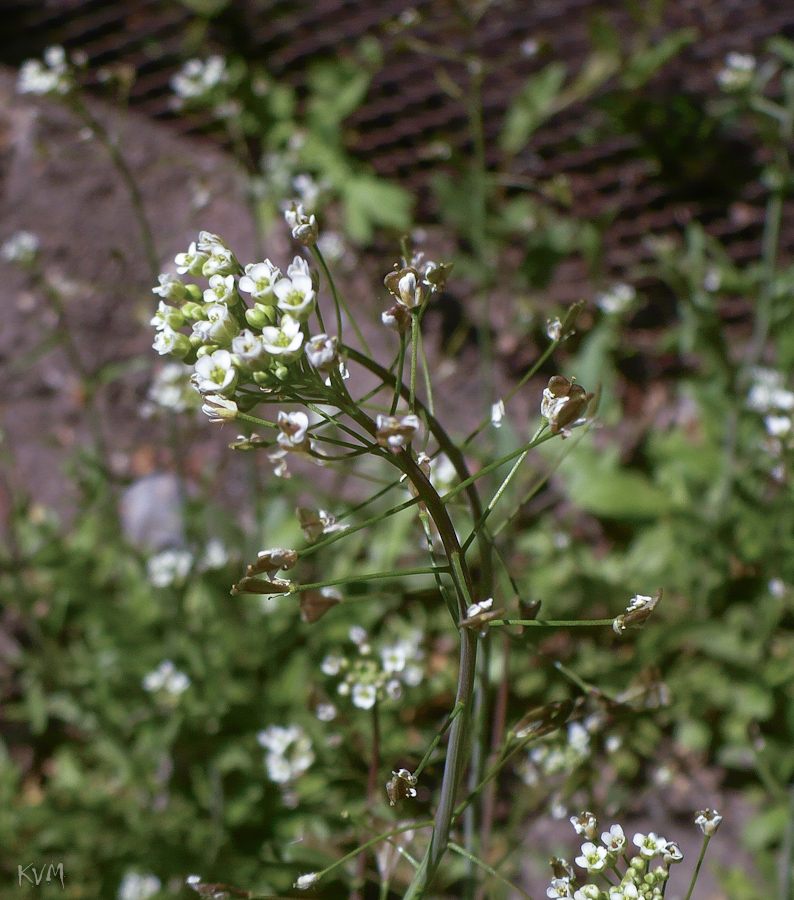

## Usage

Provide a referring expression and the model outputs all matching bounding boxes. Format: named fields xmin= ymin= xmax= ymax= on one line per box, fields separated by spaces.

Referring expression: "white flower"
xmin=765 ymin=415 xmax=792 ymax=437
xmin=261 ymin=314 xmax=304 ymax=361
xmin=575 ymin=841 xmax=609 ymax=873
xmin=567 ymin=721 xmax=590 ymax=755
xmin=171 ymin=55 xmax=227 ymax=100
xmin=306 ymin=334 xmax=338 ymax=376
xmin=232 ymin=329 xmax=270 ymax=369
xmin=152 ymin=326 xmax=190 ymax=359
xmin=150 ymin=300 xmax=185 ymax=332
xmin=201 ymin=394 xmax=238 ymax=422
xmin=258 ymin=724 xmax=314 ymax=783
xmin=570 ymin=812 xmax=598 ymax=839
xmin=1 ymin=231 xmax=40 ymax=265
xmin=663 ymin=841 xmax=684 ymax=862
xmin=769 ymin=578 xmax=787 ymax=598
xmin=18 ymin=46 xmax=72 ymax=96
xmin=547 ymin=877 xmax=574 ymax=899
xmin=295 ymin=873 xmax=319 ymax=890
xmin=465 ymin=597 xmax=494 ymax=618
xmin=192 ymin=349 xmax=238 ymax=396
xmin=695 ymin=808 xmax=722 ymax=836
xmin=321 ymin=654 xmax=344 ymax=676
xmin=151 ymin=273 xmax=187 ymax=302
xmin=601 ymin=824 xmax=626 ymax=853
xmin=632 ymin=831 xmax=668 ymax=859
xmin=717 ymin=52 xmax=755 ymax=91
xmin=146 ymin=549 xmax=193 ymax=587
xmin=284 ymin=202 xmax=318 ymax=245
xmin=350 ymin=625 xmax=368 ymax=646
xmin=596 ymin=283 xmax=635 ymax=315
xmin=546 ymin=318 xmax=563 ymax=341
xmin=395 ymin=270 xmax=429 ymax=309
xmin=385 ymin=679 xmax=402 ymax=700
xmin=239 ymin=259 xmax=281 ymax=304
xmin=352 ymin=683 xmax=378 ymax=710
xmin=201 ymin=539 xmax=228 ymax=569
xmin=277 ymin=410 xmax=311 ymax=451
xmin=117 ymin=871 xmax=162 ymax=900
xmin=376 ymin=413 xmax=421 ymax=453
xmin=381 ymin=645 xmax=407 ymax=675
xmin=203 ymin=273 xmax=237 ymax=305
xmin=401 ymin=663 xmax=423 ymax=687
xmin=142 ymin=660 xmax=190 ymax=696
xmin=273 ymin=272 xmax=316 ymax=321
xmin=316 ymin=703 xmax=337 ymax=722
xmin=174 ymin=242 xmax=209 ymax=277
xmin=192 ymin=303 xmax=239 ymax=347
xmin=491 ymin=399 xmax=505 ymax=428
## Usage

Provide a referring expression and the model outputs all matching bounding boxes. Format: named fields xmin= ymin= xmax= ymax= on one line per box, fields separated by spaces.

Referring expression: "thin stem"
xmin=413 ymin=701 xmax=465 ymax=779
xmin=683 ymin=835 xmax=711 ymax=900
xmin=288 ymin=567 xmax=450 ymax=593
xmin=410 ymin=311 xmax=420 ymax=412
xmin=417 ymin=324 xmax=435 ymax=417
xmin=391 ymin=333 xmax=407 ymax=415
xmin=312 ymin=245 xmax=372 ymax=355
xmin=488 ymin=618 xmax=615 ymax=628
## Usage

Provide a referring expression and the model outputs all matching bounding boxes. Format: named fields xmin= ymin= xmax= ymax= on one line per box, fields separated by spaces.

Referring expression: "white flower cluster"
xmin=717 ymin=51 xmax=756 ymax=92
xmin=151 ymin=228 xmax=340 ymax=425
xmin=546 ymin=811 xmax=692 ymax=900
xmin=146 ymin=548 xmax=193 ymax=587
xmin=117 ymin=871 xmax=162 ymax=900
xmin=170 ymin=56 xmax=228 ymax=102
xmin=140 ymin=363 xmax=202 ymax=417
xmin=1 ymin=230 xmax=40 ymax=266
xmin=142 ymin=660 xmax=191 ymax=696
xmin=257 ymin=724 xmax=315 ymax=784
xmin=17 ymin=46 xmax=73 ymax=96
xmin=320 ymin=626 xmax=424 ymax=710
xmin=746 ymin=367 xmax=794 ymax=450
xmin=520 ymin=721 xmax=593 ymax=785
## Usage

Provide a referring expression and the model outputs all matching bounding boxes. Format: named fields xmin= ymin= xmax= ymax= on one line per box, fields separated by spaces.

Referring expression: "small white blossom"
xmin=765 ymin=415 xmax=792 ymax=438
xmin=381 ymin=644 xmax=407 ymax=675
xmin=376 ymin=413 xmax=421 ymax=453
xmin=575 ymin=841 xmax=609 ymax=874
xmin=717 ymin=52 xmax=756 ymax=91
xmin=232 ymin=329 xmax=270 ymax=369
xmin=1 ymin=230 xmax=40 ymax=265
xmin=117 ymin=871 xmax=162 ymax=900
xmin=261 ymin=314 xmax=304 ymax=361
xmin=143 ymin=660 xmax=191 ymax=696
xmin=277 ymin=411 xmax=310 ymax=451
xmin=295 ymin=873 xmax=319 ymax=890
xmin=201 ymin=394 xmax=238 ymax=422
xmin=203 ymin=273 xmax=237 ymax=305
xmin=352 ymin=683 xmax=378 ymax=710
xmin=151 ymin=273 xmax=187 ymax=302
xmin=284 ymin=202 xmax=318 ymax=245
xmin=491 ymin=399 xmax=505 ymax=428
xmin=201 ymin=539 xmax=228 ymax=569
xmin=321 ymin=654 xmax=345 ymax=676
xmin=258 ymin=724 xmax=314 ymax=784
xmin=571 ymin=812 xmax=599 ymax=840
xmin=192 ymin=303 xmax=239 ymax=347
xmin=18 ymin=46 xmax=72 ymax=96
xmin=239 ymin=259 xmax=281 ymax=304
xmin=150 ymin=300 xmax=185 ymax=332
xmin=695 ymin=808 xmax=722 ymax=836
xmin=306 ymin=333 xmax=339 ymax=377
xmin=273 ymin=272 xmax=316 ymax=321
xmin=632 ymin=831 xmax=668 ymax=859
xmin=152 ymin=326 xmax=190 ymax=359
xmin=316 ymin=703 xmax=337 ymax=722
xmin=146 ymin=549 xmax=193 ymax=587
xmin=547 ymin=877 xmax=574 ymax=899
xmin=171 ymin=56 xmax=228 ymax=100
xmin=596 ymin=283 xmax=636 ymax=315
xmin=174 ymin=242 xmax=209 ymax=277
xmin=601 ymin=824 xmax=626 ymax=853
xmin=192 ymin=349 xmax=238 ymax=396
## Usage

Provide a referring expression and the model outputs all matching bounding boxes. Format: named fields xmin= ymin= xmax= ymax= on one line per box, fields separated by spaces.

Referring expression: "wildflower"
xmin=258 ymin=724 xmax=315 ymax=784
xmin=376 ymin=413 xmax=421 ymax=453
xmin=394 ymin=269 xmax=430 ymax=309
xmin=316 ymin=703 xmax=337 ymax=722
xmin=575 ymin=842 xmax=609 ymax=874
xmin=541 ymin=375 xmax=592 ymax=436
xmin=573 ymin=887 xmax=600 ymax=900
xmin=596 ymin=283 xmax=636 ymax=315
xmin=247 ymin=547 xmax=298 ymax=578
xmin=381 ymin=644 xmax=407 ymax=675
xmin=546 ymin=318 xmax=564 ymax=341
xmin=17 ymin=46 xmax=73 ymax=96
xmin=203 ymin=273 xmax=237 ymax=306
xmin=171 ymin=56 xmax=227 ymax=100
xmin=295 ymin=873 xmax=319 ymax=890
xmin=151 ymin=273 xmax=188 ymax=303
xmin=231 ymin=329 xmax=270 ymax=370
xmin=146 ymin=549 xmax=193 ymax=587
xmin=382 ymin=303 xmax=411 ymax=332
xmin=284 ymin=202 xmax=319 ymax=246
xmin=306 ymin=334 xmax=339 ymax=378
xmin=570 ymin=812 xmax=599 ymax=840
xmin=144 ymin=363 xmax=200 ymax=415
xmin=662 ymin=841 xmax=683 ymax=863
xmin=567 ymin=721 xmax=590 ymax=755
xmin=321 ymin=655 xmax=345 ymax=676
xmin=765 ymin=415 xmax=792 ymax=438
xmin=387 ymin=768 xmax=418 ymax=805
xmin=695 ymin=808 xmax=722 ymax=836
xmin=547 ymin=877 xmax=574 ymax=899
xmin=201 ymin=394 xmax=238 ymax=423
xmin=273 ymin=271 xmax=316 ymax=321
xmin=491 ymin=399 xmax=505 ymax=428
xmin=276 ymin=411 xmax=311 ymax=452
xmin=632 ymin=832 xmax=668 ymax=860
xmin=143 ymin=660 xmax=191 ymax=696
xmin=717 ymin=51 xmax=755 ymax=91
xmin=352 ymin=683 xmax=378 ymax=710
xmin=1 ymin=230 xmax=40 ymax=265
xmin=150 ymin=300 xmax=185 ymax=333
xmin=152 ymin=326 xmax=191 ymax=359
xmin=201 ymin=244 xmax=238 ymax=278
xmin=192 ymin=349 xmax=238 ymax=396
xmin=601 ymin=824 xmax=626 ymax=853
xmin=261 ymin=314 xmax=304 ymax=361
xmin=117 ymin=871 xmax=162 ymax=900
xmin=613 ymin=589 xmax=662 ymax=636
xmin=175 ymin=242 xmax=210 ymax=277
xmin=239 ymin=259 xmax=281 ymax=304
xmin=201 ymin=539 xmax=229 ymax=569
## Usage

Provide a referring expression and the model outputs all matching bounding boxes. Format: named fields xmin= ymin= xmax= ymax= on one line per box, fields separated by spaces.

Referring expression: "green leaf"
xmin=342 ymin=176 xmax=413 ymax=243
xmin=500 ymin=62 xmax=567 ymax=154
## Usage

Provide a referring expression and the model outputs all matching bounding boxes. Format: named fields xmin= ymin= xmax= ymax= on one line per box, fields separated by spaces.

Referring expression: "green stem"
xmin=410 ymin=311 xmax=420 ymax=412
xmin=312 ymin=245 xmax=372 ymax=355
xmin=414 ymin=702 xmax=465 ymax=779
xmin=288 ymin=566 xmax=450 ymax=593
xmin=391 ymin=333 xmax=407 ymax=415
xmin=684 ymin=835 xmax=711 ymax=900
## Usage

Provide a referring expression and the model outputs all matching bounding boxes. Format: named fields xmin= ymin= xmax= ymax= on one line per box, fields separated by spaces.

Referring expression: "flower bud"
xmin=386 ymin=768 xmax=418 ymax=806
xmin=695 ymin=808 xmax=722 ymax=836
